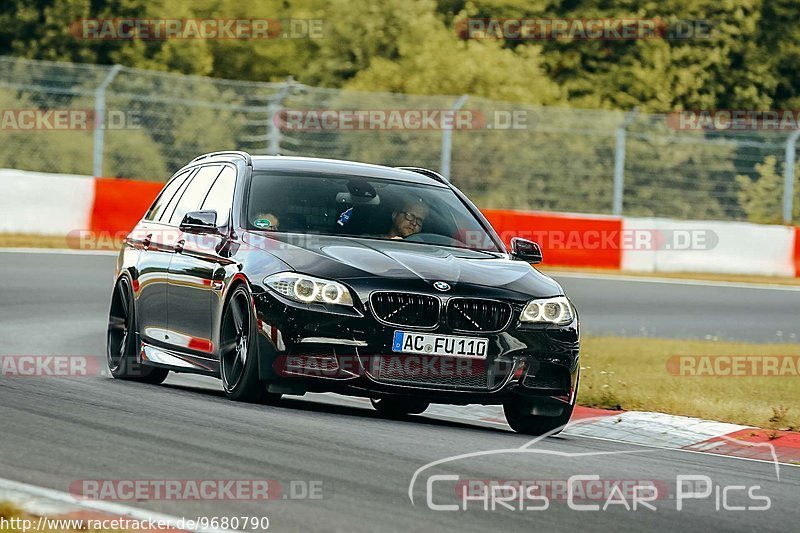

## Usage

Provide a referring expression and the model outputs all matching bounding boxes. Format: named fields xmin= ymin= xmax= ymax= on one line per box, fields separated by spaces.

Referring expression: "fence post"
xmin=267 ymin=77 xmax=293 ymax=155
xmin=783 ymin=130 xmax=800 ymax=224
xmin=612 ymin=107 xmax=639 ymax=216
xmin=440 ymin=95 xmax=469 ymax=181
xmin=93 ymin=64 xmax=122 ymax=178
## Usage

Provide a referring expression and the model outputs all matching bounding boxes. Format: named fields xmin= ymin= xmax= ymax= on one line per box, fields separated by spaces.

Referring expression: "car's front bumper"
xmin=251 ymin=281 xmax=580 ymax=406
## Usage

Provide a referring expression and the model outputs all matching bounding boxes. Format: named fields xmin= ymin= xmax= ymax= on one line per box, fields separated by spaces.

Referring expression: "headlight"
xmin=264 ymin=273 xmax=354 ymax=306
xmin=520 ymin=296 xmax=573 ymax=324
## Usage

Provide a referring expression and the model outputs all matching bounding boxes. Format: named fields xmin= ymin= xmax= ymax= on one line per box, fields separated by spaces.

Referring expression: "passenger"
xmin=253 ymin=212 xmax=280 ymax=231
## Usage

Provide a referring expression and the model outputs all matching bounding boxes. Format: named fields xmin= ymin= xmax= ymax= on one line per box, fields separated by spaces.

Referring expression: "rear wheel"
xmin=503 ymin=398 xmax=574 ymax=436
xmin=220 ymin=285 xmax=281 ymax=404
xmin=371 ymin=397 xmax=429 ymax=418
xmin=107 ymin=277 xmax=169 ymax=384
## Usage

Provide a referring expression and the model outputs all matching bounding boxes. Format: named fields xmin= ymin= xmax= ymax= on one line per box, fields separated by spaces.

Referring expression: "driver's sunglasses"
xmin=400 ymin=211 xmax=425 ymax=226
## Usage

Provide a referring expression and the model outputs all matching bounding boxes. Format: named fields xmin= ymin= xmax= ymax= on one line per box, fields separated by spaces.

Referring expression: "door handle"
xmin=142 ymin=233 xmax=152 ymax=249
xmin=175 ymin=239 xmax=185 ymax=253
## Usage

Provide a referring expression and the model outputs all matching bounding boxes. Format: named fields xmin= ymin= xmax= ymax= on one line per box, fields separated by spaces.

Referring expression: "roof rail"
xmin=396 ymin=166 xmax=449 ymax=185
xmin=190 ymin=151 xmax=253 ymax=165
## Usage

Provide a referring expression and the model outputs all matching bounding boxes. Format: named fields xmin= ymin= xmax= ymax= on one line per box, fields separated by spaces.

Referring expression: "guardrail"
xmin=2 ymin=169 xmax=798 ymax=277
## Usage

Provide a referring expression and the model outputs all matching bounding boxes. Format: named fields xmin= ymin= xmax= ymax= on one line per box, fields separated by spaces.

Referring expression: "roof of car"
xmin=249 ymin=156 xmax=448 ymax=187
xmin=186 ymin=152 xmax=448 ymax=186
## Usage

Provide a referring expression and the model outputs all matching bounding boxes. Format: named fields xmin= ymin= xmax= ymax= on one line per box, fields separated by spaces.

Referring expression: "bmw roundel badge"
xmin=433 ymin=281 xmax=451 ymax=291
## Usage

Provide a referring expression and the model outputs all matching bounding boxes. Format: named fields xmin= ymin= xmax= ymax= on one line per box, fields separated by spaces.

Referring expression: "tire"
xmin=220 ymin=284 xmax=281 ymax=404
xmin=107 ymin=277 xmax=169 ymax=384
xmin=503 ymin=398 xmax=574 ymax=436
xmin=371 ymin=397 xmax=429 ymax=418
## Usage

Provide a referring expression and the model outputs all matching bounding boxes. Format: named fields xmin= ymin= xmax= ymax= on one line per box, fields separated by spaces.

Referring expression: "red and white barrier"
xmin=0 ymin=169 xmax=94 ymax=235
xmin=2 ymin=168 xmax=799 ymax=277
xmin=620 ymin=217 xmax=797 ymax=277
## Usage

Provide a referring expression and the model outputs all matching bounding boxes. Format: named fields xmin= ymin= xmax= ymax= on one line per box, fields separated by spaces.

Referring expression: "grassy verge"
xmin=0 ymin=233 xmax=123 ymax=250
xmin=579 ymin=335 xmax=800 ymax=429
xmin=0 ymin=233 xmax=77 ymax=249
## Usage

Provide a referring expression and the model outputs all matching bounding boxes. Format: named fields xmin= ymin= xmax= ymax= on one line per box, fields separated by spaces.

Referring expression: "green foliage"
xmin=4 ymin=0 xmax=800 ymax=112
xmin=736 ymin=155 xmax=800 ymax=224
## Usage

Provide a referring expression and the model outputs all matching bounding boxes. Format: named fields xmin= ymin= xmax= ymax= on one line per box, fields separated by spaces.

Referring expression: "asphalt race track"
xmin=556 ymin=273 xmax=800 ymax=343
xmin=1 ymin=250 xmax=799 ymax=532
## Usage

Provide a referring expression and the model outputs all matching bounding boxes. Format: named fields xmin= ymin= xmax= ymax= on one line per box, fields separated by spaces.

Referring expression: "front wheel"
xmin=503 ymin=398 xmax=574 ymax=436
xmin=371 ymin=397 xmax=429 ymax=418
xmin=107 ymin=277 xmax=169 ymax=384
xmin=220 ymin=285 xmax=280 ymax=404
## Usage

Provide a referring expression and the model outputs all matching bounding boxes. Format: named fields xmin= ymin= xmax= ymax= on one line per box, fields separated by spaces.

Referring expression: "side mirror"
xmin=180 ymin=210 xmax=218 ymax=234
xmin=510 ymin=237 xmax=543 ymax=264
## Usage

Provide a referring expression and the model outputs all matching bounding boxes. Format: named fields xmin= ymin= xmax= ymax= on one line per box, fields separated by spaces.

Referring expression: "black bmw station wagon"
xmin=107 ymin=151 xmax=580 ymax=435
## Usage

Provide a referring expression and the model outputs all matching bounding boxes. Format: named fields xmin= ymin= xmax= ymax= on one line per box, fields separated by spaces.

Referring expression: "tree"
xmin=736 ymin=155 xmax=799 ymax=224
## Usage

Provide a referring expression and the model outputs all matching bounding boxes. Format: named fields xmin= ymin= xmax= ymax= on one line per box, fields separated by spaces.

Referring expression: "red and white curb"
xmin=298 ymin=394 xmax=800 ymax=465
xmin=421 ymin=403 xmax=800 ymax=464
xmin=0 ymin=478 xmax=237 ymax=533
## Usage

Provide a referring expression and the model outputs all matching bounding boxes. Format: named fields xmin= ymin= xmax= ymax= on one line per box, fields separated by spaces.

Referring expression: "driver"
xmin=387 ymin=201 xmax=427 ymax=239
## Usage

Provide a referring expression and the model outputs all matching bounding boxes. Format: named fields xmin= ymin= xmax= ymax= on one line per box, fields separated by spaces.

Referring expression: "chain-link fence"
xmin=1 ymin=55 xmax=797 ymax=223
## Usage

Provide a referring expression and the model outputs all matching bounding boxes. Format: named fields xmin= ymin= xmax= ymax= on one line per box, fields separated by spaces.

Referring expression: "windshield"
xmin=245 ymin=171 xmax=501 ymax=252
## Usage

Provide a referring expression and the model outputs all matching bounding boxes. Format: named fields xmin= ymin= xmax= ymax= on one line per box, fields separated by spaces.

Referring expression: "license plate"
xmin=392 ymin=331 xmax=488 ymax=358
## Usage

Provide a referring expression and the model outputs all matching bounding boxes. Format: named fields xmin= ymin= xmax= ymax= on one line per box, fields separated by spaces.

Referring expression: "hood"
xmin=244 ymin=232 xmax=562 ymax=297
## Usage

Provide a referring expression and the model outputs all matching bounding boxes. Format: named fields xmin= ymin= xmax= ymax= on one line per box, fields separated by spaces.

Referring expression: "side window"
xmin=167 ymin=165 xmax=222 ymax=226
xmin=145 ymin=170 xmax=191 ymax=222
xmin=158 ymin=170 xmax=194 ymax=223
xmin=200 ymin=166 xmax=236 ymax=226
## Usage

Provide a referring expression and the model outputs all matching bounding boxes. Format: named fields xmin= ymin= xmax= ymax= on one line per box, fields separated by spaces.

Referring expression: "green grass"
xmin=579 ymin=336 xmax=800 ymax=429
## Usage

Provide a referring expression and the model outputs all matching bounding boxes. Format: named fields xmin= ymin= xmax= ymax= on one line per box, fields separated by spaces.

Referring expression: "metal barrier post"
xmin=783 ymin=130 xmax=800 ymax=223
xmin=267 ymin=77 xmax=293 ymax=155
xmin=93 ymin=64 xmax=122 ymax=177
xmin=612 ymin=107 xmax=639 ymax=216
xmin=440 ymin=95 xmax=468 ymax=181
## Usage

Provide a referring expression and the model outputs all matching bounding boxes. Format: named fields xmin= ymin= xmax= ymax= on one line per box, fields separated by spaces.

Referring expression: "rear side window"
xmin=145 ymin=170 xmax=192 ymax=222
xmin=200 ymin=166 xmax=236 ymax=226
xmin=167 ymin=165 xmax=222 ymax=226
